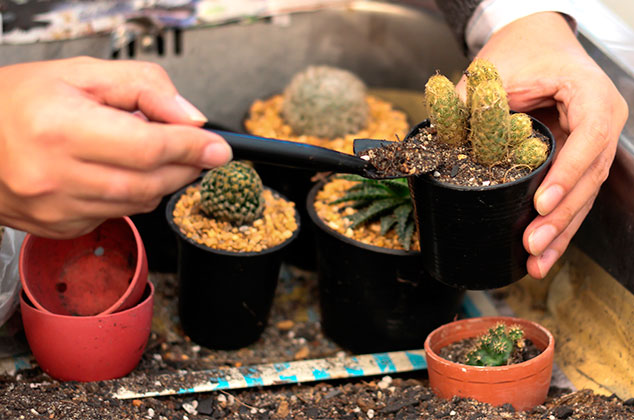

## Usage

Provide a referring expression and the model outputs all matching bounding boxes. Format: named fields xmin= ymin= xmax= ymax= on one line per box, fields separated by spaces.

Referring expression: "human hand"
xmin=456 ymin=12 xmax=628 ymax=278
xmin=0 ymin=57 xmax=232 ymax=238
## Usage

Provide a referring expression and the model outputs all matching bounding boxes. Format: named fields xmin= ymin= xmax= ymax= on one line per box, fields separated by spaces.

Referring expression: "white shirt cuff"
xmin=465 ymin=0 xmax=578 ymax=57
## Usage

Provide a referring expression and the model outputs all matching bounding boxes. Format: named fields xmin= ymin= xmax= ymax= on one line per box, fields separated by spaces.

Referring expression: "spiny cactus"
xmin=465 ymin=57 xmax=502 ymax=109
xmin=465 ymin=322 xmax=525 ymax=367
xmin=331 ymin=175 xmax=415 ymax=250
xmin=200 ymin=161 xmax=264 ymax=225
xmin=424 ymin=59 xmax=548 ymax=169
xmin=281 ymin=65 xmax=369 ymax=139
xmin=511 ymin=136 xmax=550 ymax=168
xmin=509 ymin=113 xmax=533 ymax=147
xmin=425 ymin=74 xmax=469 ymax=146
xmin=469 ymin=80 xmax=511 ymax=165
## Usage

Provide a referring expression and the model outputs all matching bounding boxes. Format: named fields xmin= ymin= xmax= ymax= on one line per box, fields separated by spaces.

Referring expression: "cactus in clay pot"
xmin=200 ymin=161 xmax=264 ymax=225
xmin=424 ymin=58 xmax=548 ymax=169
xmin=465 ymin=322 xmax=525 ymax=367
xmin=281 ymin=65 xmax=370 ymax=139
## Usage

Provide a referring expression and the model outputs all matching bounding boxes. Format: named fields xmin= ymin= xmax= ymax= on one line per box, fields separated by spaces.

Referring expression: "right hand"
xmin=0 ymin=57 xmax=232 ymax=238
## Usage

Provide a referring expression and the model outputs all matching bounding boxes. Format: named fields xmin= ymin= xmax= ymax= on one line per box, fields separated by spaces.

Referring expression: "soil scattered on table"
xmin=363 ymin=125 xmax=548 ymax=187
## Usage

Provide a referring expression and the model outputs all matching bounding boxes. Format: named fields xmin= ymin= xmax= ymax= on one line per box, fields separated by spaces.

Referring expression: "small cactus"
xmin=281 ymin=65 xmax=369 ymax=139
xmin=469 ymin=80 xmax=510 ymax=165
xmin=509 ymin=113 xmax=533 ymax=147
xmin=425 ymin=74 xmax=469 ymax=146
xmin=331 ymin=175 xmax=415 ymax=250
xmin=465 ymin=323 xmax=525 ymax=367
xmin=465 ymin=57 xmax=503 ymax=109
xmin=200 ymin=161 xmax=264 ymax=225
xmin=511 ymin=136 xmax=550 ymax=168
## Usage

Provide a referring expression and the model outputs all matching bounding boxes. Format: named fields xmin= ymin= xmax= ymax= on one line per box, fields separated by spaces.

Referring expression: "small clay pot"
xmin=21 ymin=282 xmax=154 ymax=382
xmin=165 ymin=182 xmax=300 ymax=350
xmin=408 ymin=116 xmax=555 ymax=289
xmin=307 ymin=180 xmax=465 ymax=354
xmin=424 ymin=316 xmax=555 ymax=411
xmin=20 ymin=217 xmax=148 ymax=316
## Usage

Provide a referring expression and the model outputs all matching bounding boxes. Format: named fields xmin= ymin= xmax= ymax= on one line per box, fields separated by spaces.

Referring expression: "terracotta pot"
xmin=19 ymin=217 xmax=148 ymax=316
xmin=20 ymin=282 xmax=154 ymax=382
xmin=424 ymin=316 xmax=555 ymax=411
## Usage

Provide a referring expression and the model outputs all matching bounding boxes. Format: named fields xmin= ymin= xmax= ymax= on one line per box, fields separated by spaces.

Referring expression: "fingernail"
xmin=175 ymin=95 xmax=207 ymax=123
xmin=201 ymin=142 xmax=232 ymax=168
xmin=535 ymin=185 xmax=564 ymax=216
xmin=528 ymin=224 xmax=557 ymax=256
xmin=536 ymin=248 xmax=559 ymax=278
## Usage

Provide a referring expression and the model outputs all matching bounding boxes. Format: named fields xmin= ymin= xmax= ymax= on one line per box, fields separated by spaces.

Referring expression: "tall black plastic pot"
xmin=306 ymin=181 xmax=465 ymax=354
xmin=408 ymin=117 xmax=555 ymax=290
xmin=165 ymin=182 xmax=300 ymax=350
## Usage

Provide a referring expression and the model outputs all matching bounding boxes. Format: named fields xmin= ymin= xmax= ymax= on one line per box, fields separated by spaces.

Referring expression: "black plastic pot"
xmin=408 ymin=117 xmax=555 ymax=290
xmin=165 ymin=182 xmax=300 ymax=350
xmin=306 ymin=181 xmax=465 ymax=354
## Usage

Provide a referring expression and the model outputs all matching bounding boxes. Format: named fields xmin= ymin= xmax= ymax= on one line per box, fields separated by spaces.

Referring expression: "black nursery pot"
xmin=408 ymin=117 xmax=555 ymax=290
xmin=165 ymin=183 xmax=300 ymax=350
xmin=307 ymin=182 xmax=465 ymax=354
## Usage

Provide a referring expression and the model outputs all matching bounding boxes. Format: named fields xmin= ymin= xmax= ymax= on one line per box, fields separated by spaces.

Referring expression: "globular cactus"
xmin=466 ymin=323 xmax=525 ymax=367
xmin=511 ymin=136 xmax=550 ymax=168
xmin=200 ymin=161 xmax=264 ymax=225
xmin=465 ymin=57 xmax=502 ymax=109
xmin=281 ymin=65 xmax=369 ymax=139
xmin=469 ymin=80 xmax=510 ymax=166
xmin=425 ymin=74 xmax=469 ymax=146
xmin=509 ymin=113 xmax=533 ymax=147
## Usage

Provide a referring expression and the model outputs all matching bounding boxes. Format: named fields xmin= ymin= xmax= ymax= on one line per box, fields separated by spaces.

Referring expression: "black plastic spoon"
xmin=204 ymin=124 xmax=400 ymax=179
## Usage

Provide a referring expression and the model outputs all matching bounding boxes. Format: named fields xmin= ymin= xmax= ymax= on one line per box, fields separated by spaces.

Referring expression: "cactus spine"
xmin=424 ymin=58 xmax=548 ymax=169
xmin=281 ymin=65 xmax=369 ymax=139
xmin=466 ymin=323 xmax=525 ymax=367
xmin=200 ymin=161 xmax=264 ymax=225
xmin=425 ymin=74 xmax=469 ymax=146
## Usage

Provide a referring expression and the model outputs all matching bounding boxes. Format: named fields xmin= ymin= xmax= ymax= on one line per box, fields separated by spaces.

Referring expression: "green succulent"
xmin=331 ymin=175 xmax=415 ymax=250
xmin=200 ymin=161 xmax=264 ymax=225
xmin=281 ymin=65 xmax=369 ymax=139
xmin=465 ymin=322 xmax=525 ymax=367
xmin=425 ymin=73 xmax=469 ymax=146
xmin=424 ymin=58 xmax=548 ymax=168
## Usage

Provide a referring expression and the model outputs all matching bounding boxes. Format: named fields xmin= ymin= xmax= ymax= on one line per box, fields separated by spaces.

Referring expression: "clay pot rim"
xmin=166 ymin=182 xmax=301 ymax=257
xmin=19 ymin=216 xmax=148 ymax=316
xmin=20 ymin=281 xmax=154 ymax=321
xmin=408 ymin=116 xmax=555 ymax=192
xmin=306 ymin=179 xmax=420 ymax=257
xmin=424 ymin=316 xmax=555 ymax=373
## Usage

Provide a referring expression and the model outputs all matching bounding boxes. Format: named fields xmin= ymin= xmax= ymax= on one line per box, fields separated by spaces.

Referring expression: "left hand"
xmin=456 ymin=12 xmax=628 ymax=278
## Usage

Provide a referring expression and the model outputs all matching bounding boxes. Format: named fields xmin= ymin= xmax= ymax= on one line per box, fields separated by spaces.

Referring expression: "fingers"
xmin=526 ymin=197 xmax=595 ymax=278
xmin=64 ymin=57 xmax=207 ymax=125
xmin=58 ymin=159 xmax=203 ymax=204
xmin=60 ymin=103 xmax=232 ymax=170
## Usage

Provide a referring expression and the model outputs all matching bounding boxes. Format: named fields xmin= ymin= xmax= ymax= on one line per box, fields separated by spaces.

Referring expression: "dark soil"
xmin=439 ymin=337 xmax=542 ymax=366
xmin=0 ymin=267 xmax=632 ymax=419
xmin=363 ymin=125 xmax=548 ymax=187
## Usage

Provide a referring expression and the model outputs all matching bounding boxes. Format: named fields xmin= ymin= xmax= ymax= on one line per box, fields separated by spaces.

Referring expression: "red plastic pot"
xmin=19 ymin=217 xmax=148 ymax=316
xmin=20 ymin=282 xmax=154 ymax=382
xmin=424 ymin=316 xmax=555 ymax=411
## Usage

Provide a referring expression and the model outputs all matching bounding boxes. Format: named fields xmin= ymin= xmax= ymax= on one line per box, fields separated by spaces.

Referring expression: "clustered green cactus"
xmin=331 ymin=175 xmax=415 ymax=250
xmin=200 ymin=161 xmax=264 ymax=225
xmin=425 ymin=58 xmax=548 ymax=168
xmin=282 ymin=65 xmax=370 ymax=139
xmin=465 ymin=322 xmax=525 ymax=367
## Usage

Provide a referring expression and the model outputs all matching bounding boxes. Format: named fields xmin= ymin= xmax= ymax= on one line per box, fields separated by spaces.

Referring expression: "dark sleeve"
xmin=433 ymin=0 xmax=484 ymax=54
